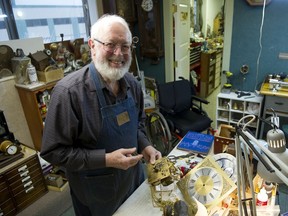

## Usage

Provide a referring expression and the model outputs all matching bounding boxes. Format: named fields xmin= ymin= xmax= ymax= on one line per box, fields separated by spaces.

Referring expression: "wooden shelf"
xmin=15 ymin=81 xmax=58 ymax=151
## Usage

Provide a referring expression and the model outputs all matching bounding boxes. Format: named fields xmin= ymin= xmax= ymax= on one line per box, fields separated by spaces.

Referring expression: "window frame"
xmin=0 ymin=0 xmax=91 ymax=42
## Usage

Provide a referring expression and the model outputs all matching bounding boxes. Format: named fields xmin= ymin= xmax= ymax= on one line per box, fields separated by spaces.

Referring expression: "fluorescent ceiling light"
xmin=0 ymin=14 xmax=7 ymax=18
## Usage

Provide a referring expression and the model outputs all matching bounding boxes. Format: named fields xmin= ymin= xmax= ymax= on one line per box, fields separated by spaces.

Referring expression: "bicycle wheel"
xmin=146 ymin=110 xmax=172 ymax=156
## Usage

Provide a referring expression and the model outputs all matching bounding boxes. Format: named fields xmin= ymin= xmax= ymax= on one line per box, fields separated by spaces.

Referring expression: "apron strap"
xmin=89 ymin=63 xmax=107 ymax=107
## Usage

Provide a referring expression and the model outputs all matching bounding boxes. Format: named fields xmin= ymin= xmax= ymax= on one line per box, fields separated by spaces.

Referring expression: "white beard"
xmin=95 ymin=55 xmax=131 ymax=81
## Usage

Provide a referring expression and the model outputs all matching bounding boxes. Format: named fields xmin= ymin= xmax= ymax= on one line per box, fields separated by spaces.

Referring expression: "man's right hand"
xmin=105 ymin=147 xmax=143 ymax=170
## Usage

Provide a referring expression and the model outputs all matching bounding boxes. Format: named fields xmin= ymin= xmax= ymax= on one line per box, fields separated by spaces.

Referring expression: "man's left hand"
xmin=141 ymin=146 xmax=162 ymax=164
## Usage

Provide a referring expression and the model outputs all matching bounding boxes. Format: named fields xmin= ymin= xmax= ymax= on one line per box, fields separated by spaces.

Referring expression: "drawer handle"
xmin=20 ymin=170 xmax=29 ymax=177
xmin=18 ymin=165 xmax=28 ymax=172
xmin=22 ymin=176 xmax=31 ymax=183
xmin=25 ymin=186 xmax=34 ymax=193
xmin=275 ymin=102 xmax=284 ymax=105
xmin=24 ymin=180 xmax=33 ymax=188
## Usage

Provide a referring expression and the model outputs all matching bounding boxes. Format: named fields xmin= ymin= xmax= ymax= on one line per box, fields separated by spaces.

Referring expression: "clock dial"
xmin=0 ymin=140 xmax=19 ymax=155
xmin=213 ymin=153 xmax=237 ymax=182
xmin=188 ymin=167 xmax=223 ymax=205
xmin=177 ymin=155 xmax=237 ymax=211
xmin=7 ymin=145 xmax=18 ymax=155
xmin=141 ymin=0 xmax=153 ymax=12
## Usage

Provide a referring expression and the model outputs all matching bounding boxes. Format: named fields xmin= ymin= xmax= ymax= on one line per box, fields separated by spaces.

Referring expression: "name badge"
xmin=116 ymin=111 xmax=130 ymax=126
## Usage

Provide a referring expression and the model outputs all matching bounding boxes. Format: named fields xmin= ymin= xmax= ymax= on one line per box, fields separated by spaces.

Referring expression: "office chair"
xmin=157 ymin=78 xmax=213 ymax=138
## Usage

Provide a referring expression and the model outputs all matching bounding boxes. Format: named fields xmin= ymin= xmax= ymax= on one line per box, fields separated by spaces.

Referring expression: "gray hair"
xmin=90 ymin=14 xmax=132 ymax=43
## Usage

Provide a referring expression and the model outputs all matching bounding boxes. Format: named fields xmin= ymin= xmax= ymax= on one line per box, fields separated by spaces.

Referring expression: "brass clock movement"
xmin=177 ymin=155 xmax=237 ymax=211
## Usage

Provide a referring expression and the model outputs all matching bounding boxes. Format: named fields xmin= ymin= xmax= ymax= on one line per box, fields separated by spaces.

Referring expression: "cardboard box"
xmin=214 ymin=124 xmax=236 ymax=154
xmin=37 ymin=68 xmax=64 ymax=83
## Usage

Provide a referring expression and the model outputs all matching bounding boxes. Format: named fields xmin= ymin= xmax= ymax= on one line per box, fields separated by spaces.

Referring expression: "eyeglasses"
xmin=94 ymin=38 xmax=131 ymax=54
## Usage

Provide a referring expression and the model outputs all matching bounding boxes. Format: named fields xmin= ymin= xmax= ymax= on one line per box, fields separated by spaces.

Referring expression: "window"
xmin=0 ymin=0 xmax=91 ymax=43
xmin=0 ymin=7 xmax=9 ymax=41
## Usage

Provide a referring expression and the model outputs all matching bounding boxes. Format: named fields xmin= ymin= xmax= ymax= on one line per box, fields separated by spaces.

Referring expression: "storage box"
xmin=45 ymin=174 xmax=64 ymax=187
xmin=37 ymin=67 xmax=64 ymax=83
xmin=214 ymin=124 xmax=236 ymax=154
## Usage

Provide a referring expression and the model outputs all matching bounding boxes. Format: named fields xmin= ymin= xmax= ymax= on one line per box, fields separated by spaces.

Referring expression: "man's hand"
xmin=141 ymin=145 xmax=162 ymax=164
xmin=105 ymin=147 xmax=143 ymax=170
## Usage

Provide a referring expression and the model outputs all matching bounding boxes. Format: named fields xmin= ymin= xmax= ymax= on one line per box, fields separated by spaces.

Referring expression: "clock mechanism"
xmin=177 ymin=155 xmax=237 ymax=211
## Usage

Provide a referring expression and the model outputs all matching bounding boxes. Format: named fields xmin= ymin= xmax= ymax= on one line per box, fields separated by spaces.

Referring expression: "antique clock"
xmin=0 ymin=110 xmax=21 ymax=156
xmin=135 ymin=0 xmax=164 ymax=63
xmin=0 ymin=139 xmax=19 ymax=155
xmin=177 ymin=155 xmax=237 ymax=210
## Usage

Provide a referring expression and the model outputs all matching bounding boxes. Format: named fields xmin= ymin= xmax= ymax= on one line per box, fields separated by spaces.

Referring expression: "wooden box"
xmin=29 ymin=51 xmax=49 ymax=71
xmin=214 ymin=124 xmax=236 ymax=154
xmin=37 ymin=68 xmax=64 ymax=83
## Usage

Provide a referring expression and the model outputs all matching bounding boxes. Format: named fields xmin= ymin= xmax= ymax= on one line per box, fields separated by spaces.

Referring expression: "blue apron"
xmin=72 ymin=64 xmax=144 ymax=216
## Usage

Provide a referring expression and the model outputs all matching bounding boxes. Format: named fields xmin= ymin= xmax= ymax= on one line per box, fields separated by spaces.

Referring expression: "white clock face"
xmin=188 ymin=167 xmax=223 ymax=205
xmin=141 ymin=0 xmax=153 ymax=12
xmin=7 ymin=145 xmax=18 ymax=155
xmin=213 ymin=153 xmax=237 ymax=183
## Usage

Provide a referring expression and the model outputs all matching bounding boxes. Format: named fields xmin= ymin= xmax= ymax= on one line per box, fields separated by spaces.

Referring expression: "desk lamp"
xmin=235 ymin=114 xmax=288 ymax=216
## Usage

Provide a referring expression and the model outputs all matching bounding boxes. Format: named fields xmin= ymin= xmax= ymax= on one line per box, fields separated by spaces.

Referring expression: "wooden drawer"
xmin=0 ymin=198 xmax=16 ymax=216
xmin=0 ymin=149 xmax=48 ymax=215
xmin=5 ymin=156 xmax=39 ymax=182
xmin=0 ymin=176 xmax=8 ymax=192
xmin=17 ymin=185 xmax=47 ymax=211
xmin=265 ymin=95 xmax=288 ymax=113
xmin=14 ymin=177 xmax=46 ymax=206
xmin=9 ymin=165 xmax=42 ymax=188
xmin=10 ymin=171 xmax=43 ymax=195
xmin=0 ymin=186 xmax=11 ymax=204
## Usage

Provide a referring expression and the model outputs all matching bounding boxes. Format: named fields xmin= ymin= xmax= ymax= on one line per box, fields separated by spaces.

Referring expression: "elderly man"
xmin=40 ymin=14 xmax=161 ymax=216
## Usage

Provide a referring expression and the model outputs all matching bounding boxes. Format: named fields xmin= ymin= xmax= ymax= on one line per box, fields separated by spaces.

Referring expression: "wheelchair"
xmin=145 ymin=78 xmax=213 ymax=156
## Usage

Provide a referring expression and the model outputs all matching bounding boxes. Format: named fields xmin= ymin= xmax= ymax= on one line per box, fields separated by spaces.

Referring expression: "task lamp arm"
xmin=236 ymin=127 xmax=274 ymax=173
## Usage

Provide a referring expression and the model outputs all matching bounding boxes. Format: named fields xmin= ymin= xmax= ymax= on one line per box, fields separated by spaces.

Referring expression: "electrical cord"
xmin=254 ymin=0 xmax=267 ymax=92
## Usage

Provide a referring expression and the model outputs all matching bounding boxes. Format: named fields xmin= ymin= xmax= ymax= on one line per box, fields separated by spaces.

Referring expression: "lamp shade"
xmin=257 ymin=129 xmax=288 ymax=183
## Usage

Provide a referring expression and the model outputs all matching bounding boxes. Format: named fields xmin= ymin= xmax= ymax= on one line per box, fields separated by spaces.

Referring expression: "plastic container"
xmin=256 ymin=188 xmax=268 ymax=206
xmin=264 ymin=181 xmax=273 ymax=198
xmin=26 ymin=62 xmax=38 ymax=83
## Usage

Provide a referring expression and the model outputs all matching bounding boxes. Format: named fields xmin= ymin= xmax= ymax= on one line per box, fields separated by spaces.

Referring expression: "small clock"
xmin=0 ymin=139 xmax=20 ymax=155
xmin=141 ymin=0 xmax=153 ymax=12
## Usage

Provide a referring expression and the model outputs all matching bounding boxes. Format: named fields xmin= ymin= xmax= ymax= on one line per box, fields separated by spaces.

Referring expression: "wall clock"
xmin=177 ymin=155 xmax=237 ymax=211
xmin=135 ymin=0 xmax=164 ymax=63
